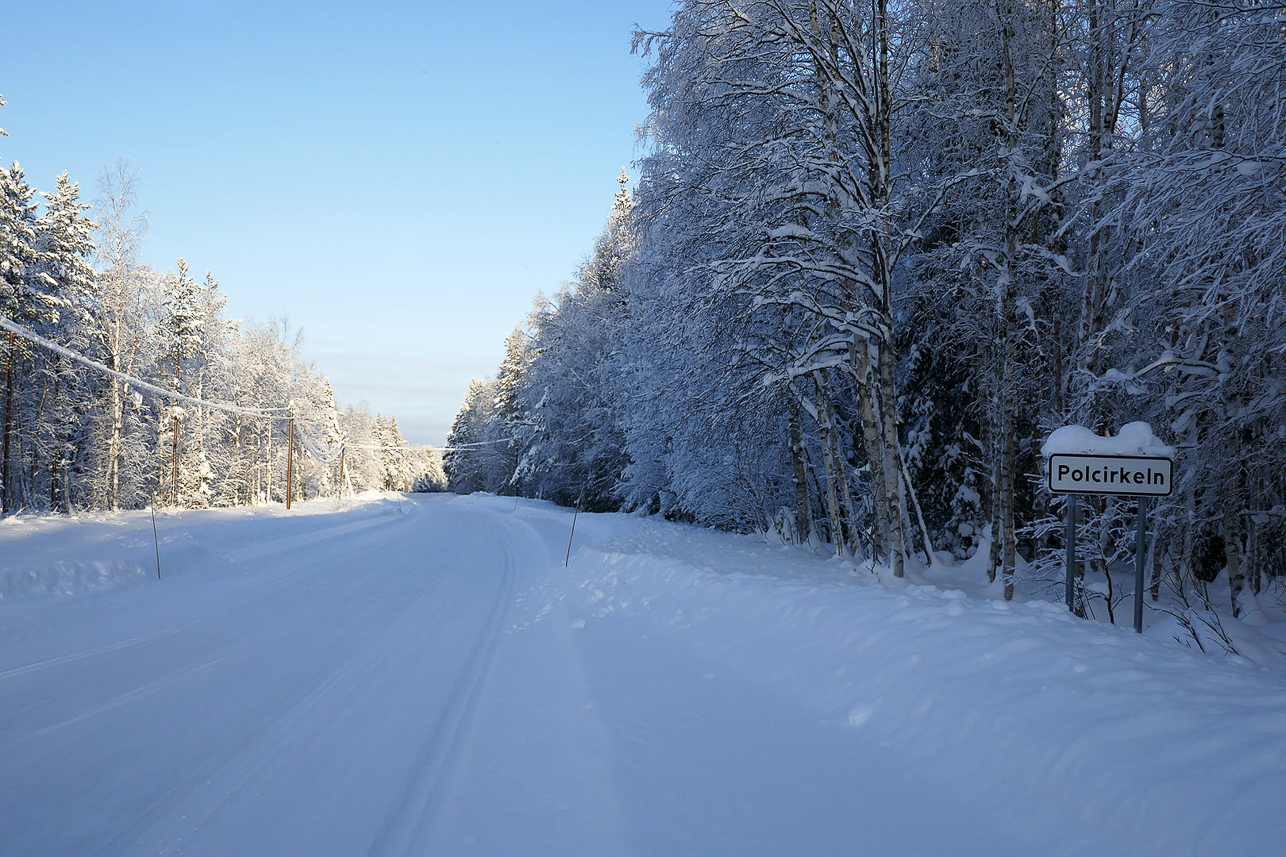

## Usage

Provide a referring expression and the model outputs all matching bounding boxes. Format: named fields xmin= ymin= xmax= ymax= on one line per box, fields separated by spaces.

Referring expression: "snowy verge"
xmin=515 ymin=509 xmax=1286 ymax=856
xmin=0 ymin=493 xmax=402 ymax=602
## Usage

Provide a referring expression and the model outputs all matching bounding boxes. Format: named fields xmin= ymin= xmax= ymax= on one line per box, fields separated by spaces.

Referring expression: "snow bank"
xmin=522 ymin=508 xmax=1286 ymax=856
xmin=5 ymin=495 xmax=1284 ymax=856
xmin=1041 ymin=421 xmax=1174 ymax=457
xmin=0 ymin=494 xmax=401 ymax=602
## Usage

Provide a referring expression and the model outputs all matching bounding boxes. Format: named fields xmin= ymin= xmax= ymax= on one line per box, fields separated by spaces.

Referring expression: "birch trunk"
xmin=852 ymin=346 xmax=890 ymax=559
xmin=876 ymin=340 xmax=905 ymax=577
xmin=834 ymin=432 xmax=860 ymax=558
xmin=900 ymin=448 xmax=935 ymax=566
xmin=813 ymin=374 xmax=846 ymax=556
xmin=819 ymin=382 xmax=859 ymax=557
xmin=789 ymin=402 xmax=812 ymax=544
xmin=108 ymin=377 xmax=121 ymax=511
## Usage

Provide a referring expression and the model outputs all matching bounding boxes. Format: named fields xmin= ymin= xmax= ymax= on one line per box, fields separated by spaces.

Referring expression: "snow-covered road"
xmin=3 ymin=494 xmax=1285 ymax=856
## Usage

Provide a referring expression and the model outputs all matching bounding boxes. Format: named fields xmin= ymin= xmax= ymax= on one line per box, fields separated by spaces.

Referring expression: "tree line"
xmin=1 ymin=144 xmax=437 ymax=513
xmin=454 ymin=0 xmax=1283 ymax=625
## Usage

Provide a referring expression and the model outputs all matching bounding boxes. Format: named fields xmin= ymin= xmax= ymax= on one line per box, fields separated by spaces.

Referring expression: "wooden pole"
xmin=171 ymin=355 xmax=180 ymax=506
xmin=171 ymin=414 xmax=179 ymax=506
xmin=286 ymin=408 xmax=294 ymax=510
xmin=337 ymin=446 xmax=345 ymax=500
xmin=2 ymin=329 xmax=14 ymax=515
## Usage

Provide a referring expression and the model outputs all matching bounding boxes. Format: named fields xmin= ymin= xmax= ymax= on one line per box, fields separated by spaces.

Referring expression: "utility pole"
xmin=337 ymin=445 xmax=345 ymax=500
xmin=2 ymin=329 xmax=13 ymax=514
xmin=286 ymin=405 xmax=295 ymax=510
xmin=171 ymin=352 xmax=181 ymax=506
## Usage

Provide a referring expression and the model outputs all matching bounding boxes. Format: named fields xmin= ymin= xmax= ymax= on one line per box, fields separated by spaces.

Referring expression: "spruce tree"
xmin=35 ymin=172 xmax=97 ymax=511
xmin=157 ymin=257 xmax=204 ymax=505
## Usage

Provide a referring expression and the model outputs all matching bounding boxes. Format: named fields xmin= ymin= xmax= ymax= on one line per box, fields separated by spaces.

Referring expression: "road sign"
xmin=1047 ymin=449 xmax=1172 ymax=633
xmin=1047 ymin=454 xmax=1173 ymax=497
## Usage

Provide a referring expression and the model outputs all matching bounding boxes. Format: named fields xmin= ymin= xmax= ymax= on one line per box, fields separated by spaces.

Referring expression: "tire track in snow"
xmin=367 ymin=510 xmax=521 ymax=856
xmin=58 ymin=506 xmax=447 ymax=856
xmin=0 ymin=626 xmax=189 ymax=681
xmin=0 ymin=510 xmax=413 ymax=685
xmin=104 ymin=556 xmax=459 ymax=857
xmin=29 ymin=657 xmax=226 ymax=737
xmin=222 ymin=512 xmax=398 ymax=563
xmin=2 ymin=500 xmax=523 ymax=856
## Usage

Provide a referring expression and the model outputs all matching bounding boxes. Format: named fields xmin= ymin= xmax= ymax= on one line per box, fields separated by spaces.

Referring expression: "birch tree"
xmin=89 ymin=159 xmax=151 ymax=510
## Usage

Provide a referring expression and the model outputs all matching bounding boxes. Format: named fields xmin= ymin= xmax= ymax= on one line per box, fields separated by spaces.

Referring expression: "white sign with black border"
xmin=1047 ymin=453 xmax=1173 ymax=497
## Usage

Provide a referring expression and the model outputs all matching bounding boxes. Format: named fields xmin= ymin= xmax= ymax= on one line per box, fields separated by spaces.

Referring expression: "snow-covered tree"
xmin=444 ymin=378 xmax=511 ymax=495
xmin=1082 ymin=0 xmax=1286 ymax=616
xmin=155 ymin=257 xmax=205 ymax=505
xmin=33 ymin=171 xmax=98 ymax=511
xmin=87 ymin=159 xmax=153 ymax=510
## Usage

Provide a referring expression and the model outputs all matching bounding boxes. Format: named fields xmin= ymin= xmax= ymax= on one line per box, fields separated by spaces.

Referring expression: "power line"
xmin=1 ymin=314 xmax=430 ymax=470
xmin=0 ymin=315 xmax=288 ymax=419
xmin=435 ymin=438 xmax=517 ymax=451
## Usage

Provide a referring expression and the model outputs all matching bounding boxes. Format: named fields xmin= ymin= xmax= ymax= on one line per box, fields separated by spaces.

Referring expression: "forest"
xmin=444 ymin=0 xmax=1286 ymax=626
xmin=0 ymin=145 xmax=439 ymax=515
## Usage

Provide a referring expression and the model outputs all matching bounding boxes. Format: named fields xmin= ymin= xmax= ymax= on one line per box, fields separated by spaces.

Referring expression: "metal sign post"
xmin=1047 ymin=451 xmax=1172 ymax=633
xmin=1134 ymin=497 xmax=1148 ymax=634
xmin=1065 ymin=494 xmax=1078 ymax=613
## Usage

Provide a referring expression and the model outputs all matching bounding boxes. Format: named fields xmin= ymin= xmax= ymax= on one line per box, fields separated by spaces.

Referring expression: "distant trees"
xmin=443 ymin=377 xmax=512 ymax=495
xmin=0 ymin=153 xmax=430 ymax=513
xmin=448 ymin=0 xmax=1286 ymax=622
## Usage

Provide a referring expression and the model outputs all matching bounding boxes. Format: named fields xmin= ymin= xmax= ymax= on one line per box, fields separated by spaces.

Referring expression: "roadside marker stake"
xmin=150 ymin=501 xmax=162 ymax=580
xmin=565 ymin=483 xmax=586 ymax=567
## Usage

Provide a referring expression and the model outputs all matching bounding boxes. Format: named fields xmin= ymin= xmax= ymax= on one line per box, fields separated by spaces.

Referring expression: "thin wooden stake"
xmin=151 ymin=501 xmax=162 ymax=580
xmin=565 ymin=483 xmax=587 ymax=567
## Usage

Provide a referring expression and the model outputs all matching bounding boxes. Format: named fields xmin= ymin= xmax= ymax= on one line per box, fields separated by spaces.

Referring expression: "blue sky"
xmin=1 ymin=0 xmax=675 ymax=444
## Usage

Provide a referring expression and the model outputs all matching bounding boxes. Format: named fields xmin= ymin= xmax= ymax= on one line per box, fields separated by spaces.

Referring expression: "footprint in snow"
xmin=847 ymin=704 xmax=877 ymax=728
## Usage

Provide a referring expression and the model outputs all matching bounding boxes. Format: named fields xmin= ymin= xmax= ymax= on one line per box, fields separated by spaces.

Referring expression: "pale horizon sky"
xmin=1 ymin=0 xmax=675 ymax=445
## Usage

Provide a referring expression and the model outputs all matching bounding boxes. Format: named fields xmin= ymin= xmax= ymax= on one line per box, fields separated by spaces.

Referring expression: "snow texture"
xmin=1041 ymin=421 xmax=1175 ymax=458
xmin=1 ymin=494 xmax=1283 ymax=856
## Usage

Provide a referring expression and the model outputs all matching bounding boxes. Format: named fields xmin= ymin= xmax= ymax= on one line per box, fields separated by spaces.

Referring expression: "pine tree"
xmin=1 ymin=162 xmax=57 ymax=513
xmin=34 ymin=172 xmax=97 ymax=511
xmin=157 ymin=257 xmax=204 ymax=505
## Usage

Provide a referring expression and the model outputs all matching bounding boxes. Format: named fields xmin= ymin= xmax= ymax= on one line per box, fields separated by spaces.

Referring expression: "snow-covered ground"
xmin=2 ymin=493 xmax=1284 ymax=856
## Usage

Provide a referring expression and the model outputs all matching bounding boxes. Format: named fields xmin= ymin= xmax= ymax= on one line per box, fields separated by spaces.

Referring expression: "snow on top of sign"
xmin=1041 ymin=421 xmax=1174 ymax=458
